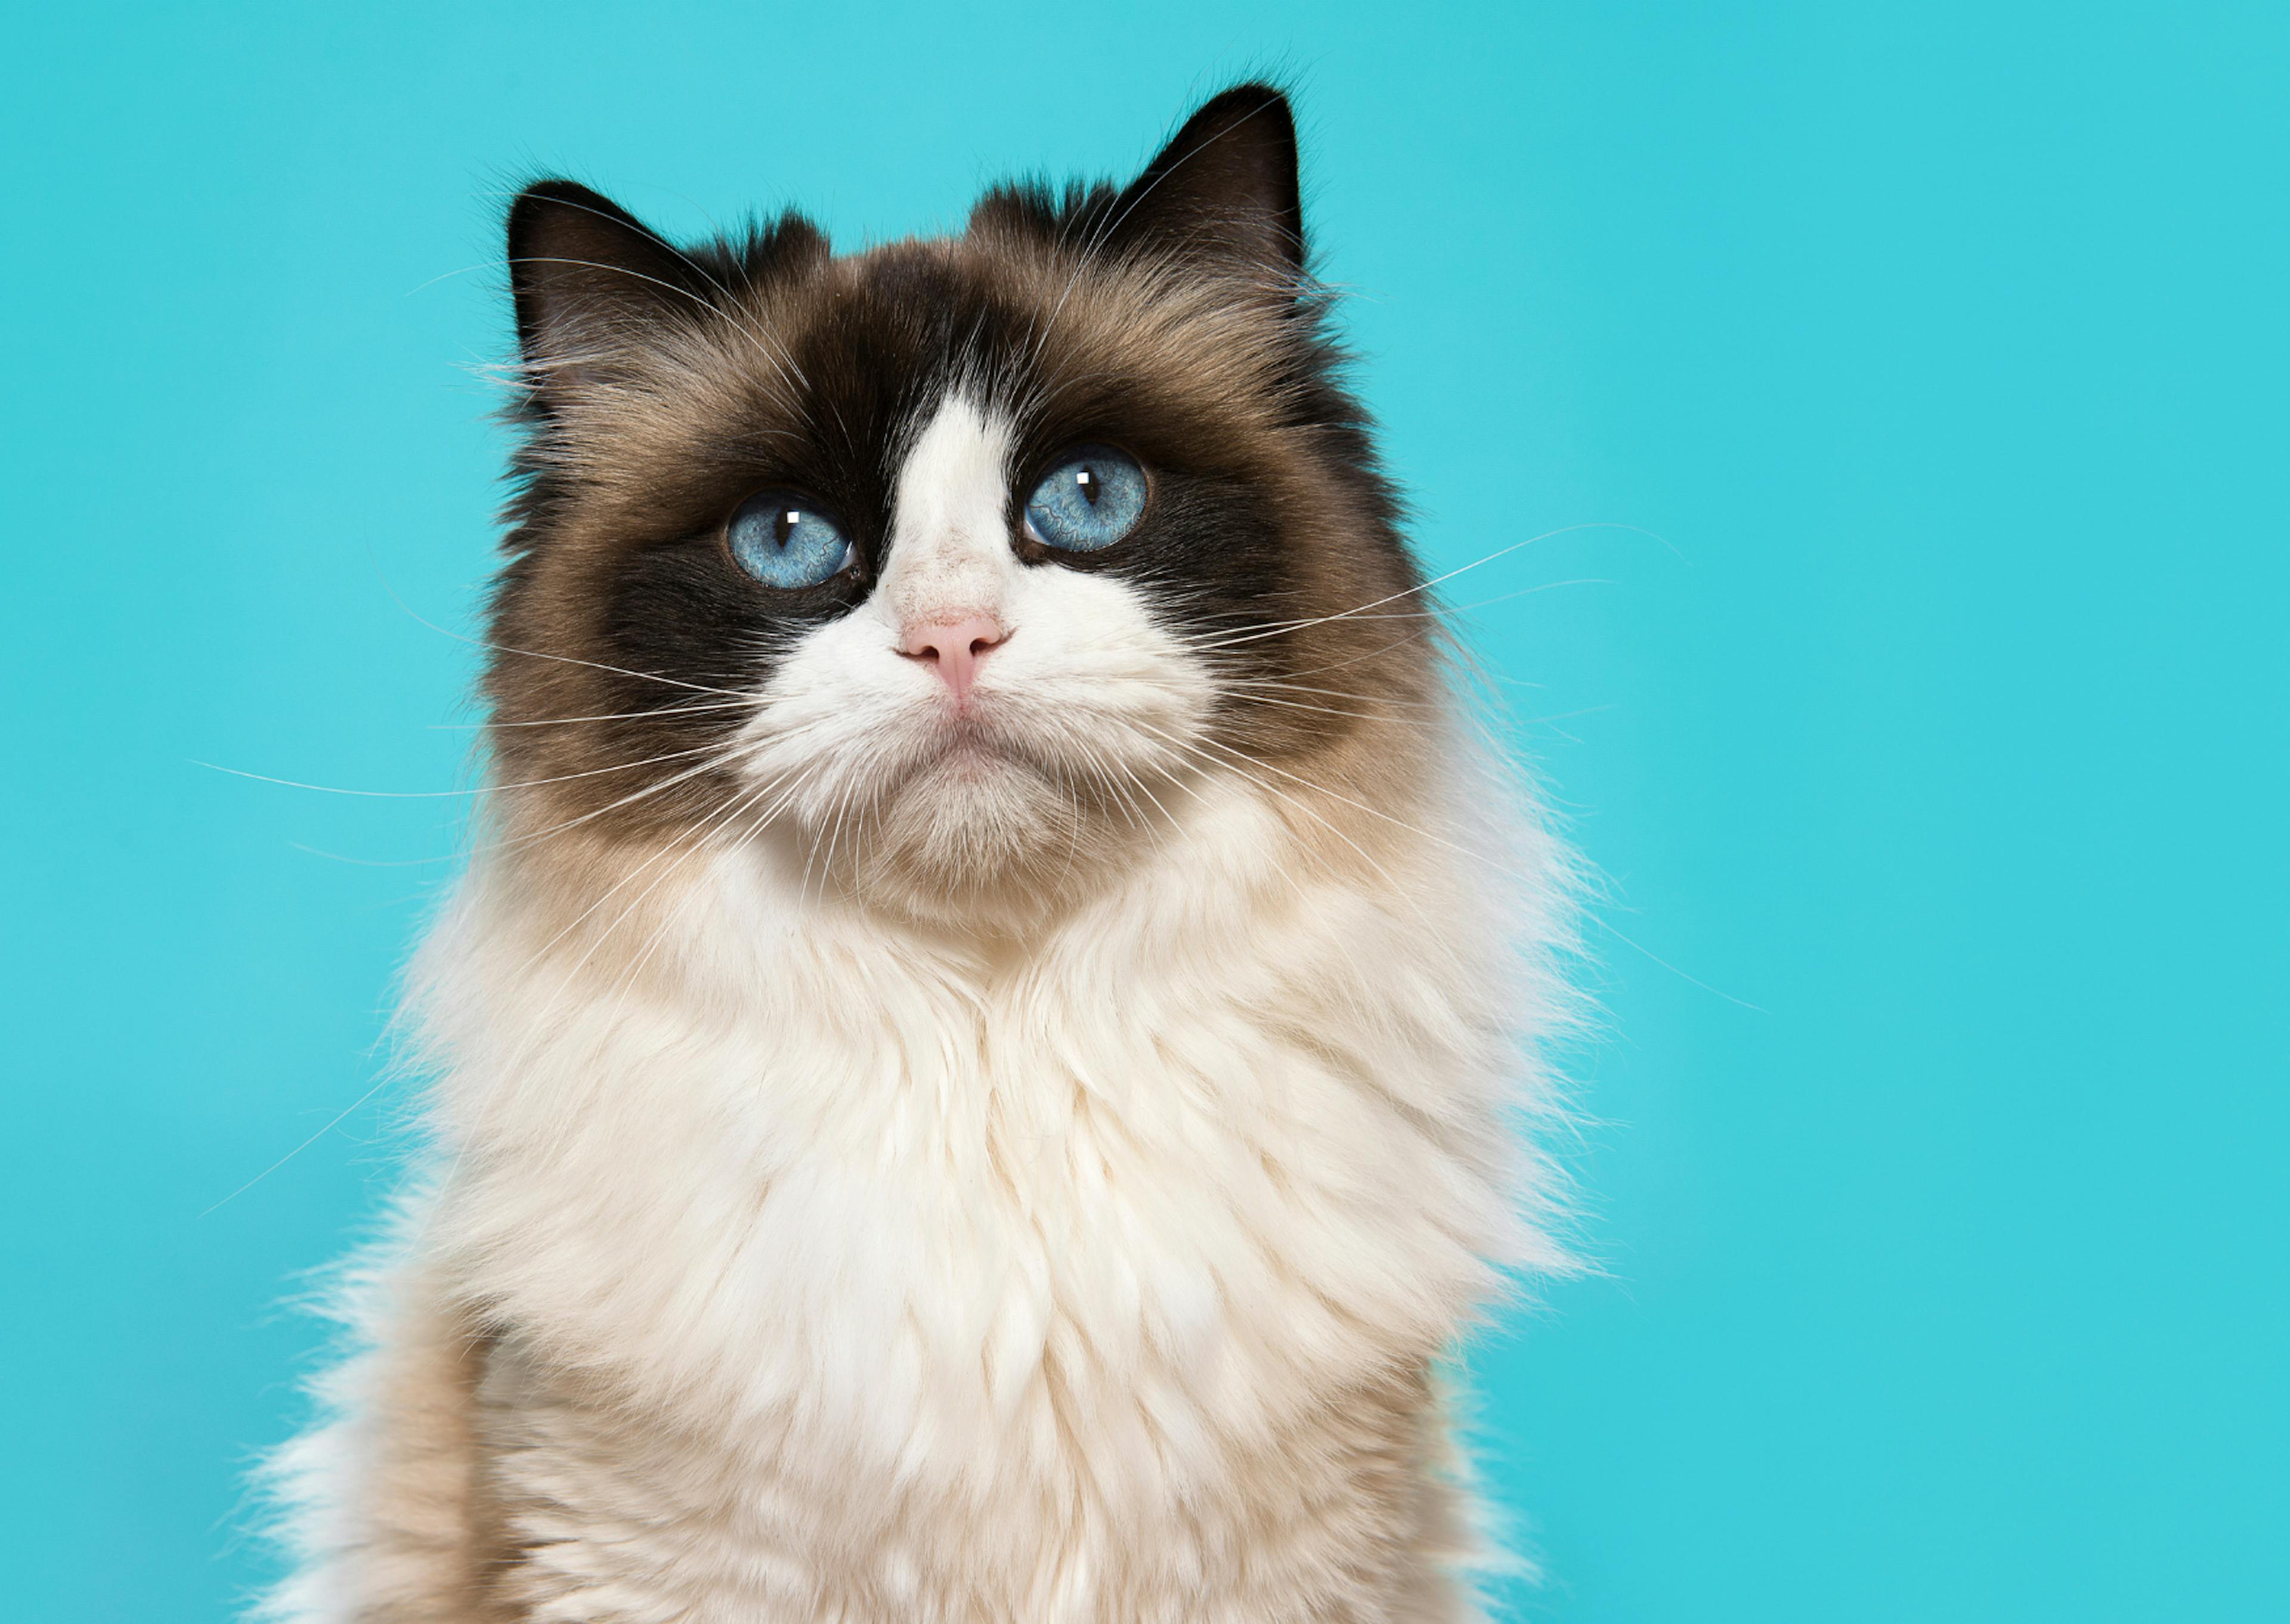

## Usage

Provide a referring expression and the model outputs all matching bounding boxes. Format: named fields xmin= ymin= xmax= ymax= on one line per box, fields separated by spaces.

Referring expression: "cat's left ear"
xmin=1103 ymin=83 xmax=1304 ymax=288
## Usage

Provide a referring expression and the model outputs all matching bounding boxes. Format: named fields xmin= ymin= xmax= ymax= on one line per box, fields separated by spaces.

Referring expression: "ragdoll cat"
xmin=261 ymin=83 xmax=1577 ymax=1624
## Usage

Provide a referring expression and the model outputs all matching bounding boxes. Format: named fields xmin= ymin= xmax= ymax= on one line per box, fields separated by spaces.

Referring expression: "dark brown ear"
xmin=1103 ymin=83 xmax=1304 ymax=284
xmin=506 ymin=180 xmax=702 ymax=389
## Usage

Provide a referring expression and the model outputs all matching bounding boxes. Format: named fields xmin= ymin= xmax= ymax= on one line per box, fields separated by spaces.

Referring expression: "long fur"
xmin=256 ymin=84 xmax=1581 ymax=1623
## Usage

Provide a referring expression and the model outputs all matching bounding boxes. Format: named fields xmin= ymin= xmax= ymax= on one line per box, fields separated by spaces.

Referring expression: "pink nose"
xmin=900 ymin=615 xmax=1007 ymax=704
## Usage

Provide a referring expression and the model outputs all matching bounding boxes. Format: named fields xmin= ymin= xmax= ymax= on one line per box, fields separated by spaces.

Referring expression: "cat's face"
xmin=486 ymin=88 xmax=1435 ymax=925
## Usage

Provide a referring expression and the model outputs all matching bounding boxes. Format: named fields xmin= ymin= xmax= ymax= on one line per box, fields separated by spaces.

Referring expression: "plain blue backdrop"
xmin=5 ymin=2 xmax=2282 ymax=1618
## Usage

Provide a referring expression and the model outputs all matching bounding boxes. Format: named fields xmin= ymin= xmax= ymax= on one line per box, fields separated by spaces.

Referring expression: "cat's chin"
xmin=834 ymin=741 xmax=1129 ymax=929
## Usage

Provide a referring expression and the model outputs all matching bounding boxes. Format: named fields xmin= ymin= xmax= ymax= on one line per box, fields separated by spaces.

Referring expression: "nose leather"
xmin=901 ymin=615 xmax=1007 ymax=705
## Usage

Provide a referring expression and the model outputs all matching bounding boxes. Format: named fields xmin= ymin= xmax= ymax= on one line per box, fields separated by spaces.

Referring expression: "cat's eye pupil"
xmin=1076 ymin=469 xmax=1098 ymax=506
xmin=774 ymin=509 xmax=799 ymax=547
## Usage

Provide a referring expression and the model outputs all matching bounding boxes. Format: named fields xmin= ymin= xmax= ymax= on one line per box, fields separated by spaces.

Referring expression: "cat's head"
xmin=487 ymin=86 xmax=1439 ymax=927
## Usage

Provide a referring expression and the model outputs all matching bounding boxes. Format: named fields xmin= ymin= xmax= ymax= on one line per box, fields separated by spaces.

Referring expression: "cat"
xmin=257 ymin=83 xmax=1579 ymax=1624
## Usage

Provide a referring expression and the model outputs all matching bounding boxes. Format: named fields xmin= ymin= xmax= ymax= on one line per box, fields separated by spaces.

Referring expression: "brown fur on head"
xmin=484 ymin=85 xmax=1438 ymax=927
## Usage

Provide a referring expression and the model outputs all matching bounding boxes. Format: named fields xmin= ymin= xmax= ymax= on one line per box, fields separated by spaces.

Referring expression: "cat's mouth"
xmin=900 ymin=715 xmax=1048 ymax=792
xmin=827 ymin=707 xmax=1086 ymax=911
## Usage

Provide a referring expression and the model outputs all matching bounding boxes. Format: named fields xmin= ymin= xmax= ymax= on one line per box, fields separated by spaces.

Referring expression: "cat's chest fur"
xmin=409 ymin=790 xmax=1533 ymax=1611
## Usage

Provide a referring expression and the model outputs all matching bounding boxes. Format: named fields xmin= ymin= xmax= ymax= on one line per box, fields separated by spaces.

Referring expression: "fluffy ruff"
xmin=258 ymin=746 xmax=1574 ymax=1622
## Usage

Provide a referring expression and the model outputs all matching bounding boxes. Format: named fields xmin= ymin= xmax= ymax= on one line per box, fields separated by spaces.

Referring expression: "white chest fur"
xmin=392 ymin=777 xmax=1563 ymax=1617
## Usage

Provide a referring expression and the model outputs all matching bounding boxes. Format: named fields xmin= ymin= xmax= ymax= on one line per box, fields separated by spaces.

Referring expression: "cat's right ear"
xmin=506 ymin=180 xmax=700 ymax=396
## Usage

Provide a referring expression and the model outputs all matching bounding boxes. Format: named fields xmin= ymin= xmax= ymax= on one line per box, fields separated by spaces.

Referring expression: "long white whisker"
xmin=1181 ymin=724 xmax=1760 ymax=1011
xmin=1220 ymin=693 xmax=1395 ymax=725
xmin=1187 ymin=528 xmax=1662 ymax=653
xmin=403 ymin=758 xmax=828 ymax=1238
xmin=193 ymin=737 xmax=734 ymax=801
xmin=367 ymin=566 xmax=756 ymax=701
xmin=304 ymin=708 xmax=850 ymax=872
xmin=1127 ymin=718 xmax=1438 ymax=934
xmin=1216 ymin=677 xmax=1446 ymax=712
xmin=203 ymin=741 xmax=789 ymax=1211
xmin=442 ymin=698 xmax=759 ymax=730
xmin=590 ymin=770 xmax=808 ymax=1031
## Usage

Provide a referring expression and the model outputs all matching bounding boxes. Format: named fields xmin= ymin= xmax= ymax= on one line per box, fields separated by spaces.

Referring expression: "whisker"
xmin=549 ymin=757 xmax=820 ymax=993
xmin=457 ymin=749 xmax=834 ymax=1120
xmin=1216 ymin=677 xmax=1447 ymax=712
xmin=438 ymin=698 xmax=759 ymax=730
xmin=1175 ymin=724 xmax=1759 ymax=1010
xmin=1183 ymin=577 xmax=1614 ymax=649
xmin=193 ymin=737 xmax=732 ymax=801
xmin=1186 ymin=528 xmax=1662 ymax=653
xmin=589 ymin=774 xmax=799 ymax=1030
xmin=200 ymin=1074 xmax=400 ymax=1216
xmin=368 ymin=565 xmax=756 ymax=701
xmin=467 ymin=751 xmax=772 ymax=983
xmin=1067 ymin=729 xmax=1158 ymax=833
xmin=1220 ymin=693 xmax=1394 ymax=725
xmin=802 ymin=754 xmax=876 ymax=909
xmin=267 ymin=709 xmax=839 ymax=871
xmin=1127 ymin=717 xmax=1440 ymax=934
xmin=402 ymin=758 xmax=828 ymax=1232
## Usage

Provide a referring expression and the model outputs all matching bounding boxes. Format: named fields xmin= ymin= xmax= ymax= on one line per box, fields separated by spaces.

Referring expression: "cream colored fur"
xmin=257 ymin=396 xmax=1576 ymax=1622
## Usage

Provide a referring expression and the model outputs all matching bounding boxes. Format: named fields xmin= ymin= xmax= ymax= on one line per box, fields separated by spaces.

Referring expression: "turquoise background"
xmin=5 ymin=3 xmax=2282 ymax=1618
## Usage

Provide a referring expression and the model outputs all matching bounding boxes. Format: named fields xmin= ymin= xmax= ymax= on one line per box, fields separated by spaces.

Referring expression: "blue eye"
xmin=727 ymin=490 xmax=854 ymax=589
xmin=1024 ymin=445 xmax=1148 ymax=553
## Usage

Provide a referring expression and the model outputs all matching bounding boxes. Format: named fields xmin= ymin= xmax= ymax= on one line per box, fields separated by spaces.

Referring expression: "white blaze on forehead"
xmin=878 ymin=393 xmax=1020 ymax=633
